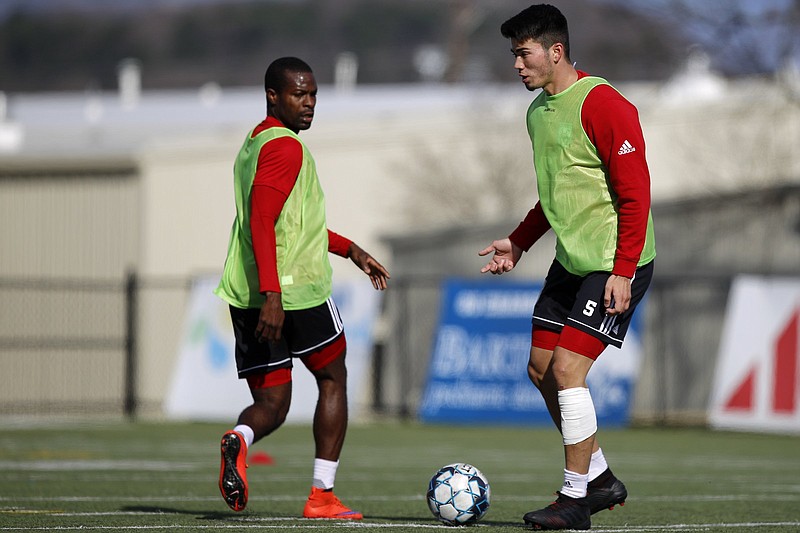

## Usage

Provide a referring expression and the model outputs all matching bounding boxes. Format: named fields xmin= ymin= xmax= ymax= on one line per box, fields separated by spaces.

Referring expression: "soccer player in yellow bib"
xmin=480 ymin=5 xmax=655 ymax=530
xmin=215 ymin=57 xmax=389 ymax=519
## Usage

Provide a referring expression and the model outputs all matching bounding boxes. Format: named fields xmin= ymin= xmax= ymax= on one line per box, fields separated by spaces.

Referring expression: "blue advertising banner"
xmin=418 ymin=278 xmax=643 ymax=427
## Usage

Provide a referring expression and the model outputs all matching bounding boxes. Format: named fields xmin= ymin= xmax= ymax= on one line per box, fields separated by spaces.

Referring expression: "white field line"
xmin=0 ymin=461 xmax=198 ymax=471
xmin=589 ymin=526 xmax=800 ymax=533
xmin=1 ymin=521 xmax=800 ymax=531
xmin=0 ymin=523 xmax=460 ymax=530
xmin=4 ymin=471 xmax=800 ymax=483
xmin=3 ymin=493 xmax=800 ymax=503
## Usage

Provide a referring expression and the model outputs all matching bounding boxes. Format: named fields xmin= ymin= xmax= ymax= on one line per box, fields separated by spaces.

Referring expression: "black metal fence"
xmin=0 ymin=273 xmax=189 ymax=419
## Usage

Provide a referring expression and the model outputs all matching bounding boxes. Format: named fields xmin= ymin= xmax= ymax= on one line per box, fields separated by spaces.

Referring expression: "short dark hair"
xmin=264 ymin=57 xmax=313 ymax=93
xmin=500 ymin=4 xmax=570 ymax=60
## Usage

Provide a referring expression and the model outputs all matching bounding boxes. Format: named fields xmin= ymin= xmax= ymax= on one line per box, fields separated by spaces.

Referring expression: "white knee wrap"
xmin=558 ymin=387 xmax=597 ymax=445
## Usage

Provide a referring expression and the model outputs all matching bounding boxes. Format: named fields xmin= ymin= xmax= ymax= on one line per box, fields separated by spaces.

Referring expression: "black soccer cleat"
xmin=523 ymin=492 xmax=591 ymax=530
xmin=585 ymin=468 xmax=627 ymax=514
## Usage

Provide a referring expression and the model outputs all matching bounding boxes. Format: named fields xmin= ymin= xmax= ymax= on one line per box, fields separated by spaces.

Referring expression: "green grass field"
xmin=0 ymin=421 xmax=798 ymax=532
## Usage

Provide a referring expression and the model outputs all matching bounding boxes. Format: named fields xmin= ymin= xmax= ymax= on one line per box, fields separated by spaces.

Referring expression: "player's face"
xmin=510 ymin=38 xmax=555 ymax=93
xmin=268 ymin=70 xmax=317 ymax=133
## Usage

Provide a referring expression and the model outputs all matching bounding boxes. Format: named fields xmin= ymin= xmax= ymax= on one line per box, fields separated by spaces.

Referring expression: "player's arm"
xmin=327 ymin=229 xmax=352 ymax=257
xmin=250 ymin=136 xmax=302 ymax=342
xmin=479 ymin=202 xmax=550 ymax=274
xmin=328 ymin=229 xmax=390 ymax=290
xmin=582 ymin=85 xmax=652 ymax=314
xmin=509 ymin=202 xmax=551 ymax=252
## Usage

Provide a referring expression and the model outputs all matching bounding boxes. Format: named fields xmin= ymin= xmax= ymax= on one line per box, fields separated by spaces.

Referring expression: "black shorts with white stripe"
xmin=531 ymin=260 xmax=654 ymax=348
xmin=229 ymin=297 xmax=344 ymax=378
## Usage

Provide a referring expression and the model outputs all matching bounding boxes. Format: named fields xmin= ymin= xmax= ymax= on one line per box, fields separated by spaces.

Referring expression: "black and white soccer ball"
xmin=427 ymin=463 xmax=491 ymax=526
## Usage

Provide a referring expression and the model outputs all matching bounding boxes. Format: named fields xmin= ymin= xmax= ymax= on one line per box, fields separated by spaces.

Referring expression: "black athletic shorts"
xmin=229 ymin=297 xmax=344 ymax=378
xmin=532 ymin=260 xmax=654 ymax=348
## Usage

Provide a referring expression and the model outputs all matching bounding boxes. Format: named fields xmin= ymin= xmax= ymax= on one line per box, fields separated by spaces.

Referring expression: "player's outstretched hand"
xmin=348 ymin=243 xmax=390 ymax=290
xmin=478 ymin=238 xmax=523 ymax=275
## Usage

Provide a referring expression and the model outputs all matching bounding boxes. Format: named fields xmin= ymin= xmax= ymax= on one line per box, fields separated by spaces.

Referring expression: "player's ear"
xmin=551 ymin=43 xmax=564 ymax=63
xmin=266 ymin=88 xmax=278 ymax=106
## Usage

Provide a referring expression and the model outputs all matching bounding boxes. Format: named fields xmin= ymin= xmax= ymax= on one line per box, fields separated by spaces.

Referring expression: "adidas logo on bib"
xmin=617 ymin=140 xmax=636 ymax=155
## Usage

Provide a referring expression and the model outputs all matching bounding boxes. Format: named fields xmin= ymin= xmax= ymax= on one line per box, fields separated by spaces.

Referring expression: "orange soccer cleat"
xmin=303 ymin=487 xmax=363 ymax=520
xmin=219 ymin=430 xmax=249 ymax=512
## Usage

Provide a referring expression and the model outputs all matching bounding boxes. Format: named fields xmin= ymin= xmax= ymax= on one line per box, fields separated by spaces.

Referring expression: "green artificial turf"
xmin=0 ymin=421 xmax=798 ymax=531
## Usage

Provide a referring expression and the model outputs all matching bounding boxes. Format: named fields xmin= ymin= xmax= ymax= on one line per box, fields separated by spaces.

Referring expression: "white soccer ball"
xmin=426 ymin=463 xmax=491 ymax=526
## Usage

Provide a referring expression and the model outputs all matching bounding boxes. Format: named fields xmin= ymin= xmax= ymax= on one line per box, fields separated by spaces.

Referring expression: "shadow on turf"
xmin=121 ymin=507 xmax=524 ymax=527
xmin=368 ymin=516 xmax=525 ymax=528
xmin=121 ymin=506 xmax=238 ymax=520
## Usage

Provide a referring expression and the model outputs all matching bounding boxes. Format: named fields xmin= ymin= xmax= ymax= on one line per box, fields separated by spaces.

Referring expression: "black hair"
xmin=500 ymin=4 xmax=570 ymax=60
xmin=264 ymin=57 xmax=313 ymax=94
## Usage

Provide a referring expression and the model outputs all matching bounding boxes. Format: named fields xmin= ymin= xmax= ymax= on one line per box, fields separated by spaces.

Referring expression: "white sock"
xmin=312 ymin=458 xmax=339 ymax=489
xmin=588 ymin=448 xmax=609 ymax=482
xmin=233 ymin=424 xmax=254 ymax=448
xmin=561 ymin=468 xmax=589 ymax=499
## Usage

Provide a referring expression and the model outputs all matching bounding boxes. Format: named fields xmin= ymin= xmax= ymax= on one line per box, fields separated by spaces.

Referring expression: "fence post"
xmin=371 ymin=340 xmax=385 ymax=414
xmin=124 ymin=270 xmax=138 ymax=420
xmin=397 ymin=284 xmax=411 ymax=419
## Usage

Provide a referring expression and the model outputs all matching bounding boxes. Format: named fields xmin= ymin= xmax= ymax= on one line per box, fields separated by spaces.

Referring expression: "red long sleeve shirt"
xmin=509 ymin=71 xmax=652 ymax=278
xmin=249 ymin=116 xmax=352 ymax=294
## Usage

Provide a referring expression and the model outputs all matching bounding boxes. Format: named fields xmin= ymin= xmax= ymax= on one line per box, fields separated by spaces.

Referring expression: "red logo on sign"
xmin=724 ymin=309 xmax=799 ymax=414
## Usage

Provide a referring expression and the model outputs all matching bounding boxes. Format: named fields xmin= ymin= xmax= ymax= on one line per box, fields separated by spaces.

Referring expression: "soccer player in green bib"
xmin=479 ymin=5 xmax=656 ymax=530
xmin=215 ymin=57 xmax=389 ymax=519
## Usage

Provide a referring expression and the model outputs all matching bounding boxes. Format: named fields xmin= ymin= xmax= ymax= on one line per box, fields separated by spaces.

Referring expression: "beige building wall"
xmin=642 ymin=93 xmax=800 ymax=200
xmin=0 ymin=162 xmax=138 ymax=413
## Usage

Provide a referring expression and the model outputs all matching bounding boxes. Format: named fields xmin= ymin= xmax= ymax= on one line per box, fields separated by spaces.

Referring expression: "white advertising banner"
xmin=709 ymin=276 xmax=800 ymax=434
xmin=164 ymin=276 xmax=380 ymax=422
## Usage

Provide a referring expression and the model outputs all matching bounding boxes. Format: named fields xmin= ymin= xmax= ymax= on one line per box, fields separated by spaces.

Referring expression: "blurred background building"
xmin=0 ymin=0 xmax=798 ymax=426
